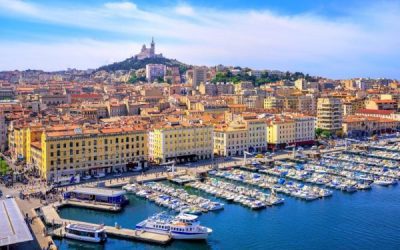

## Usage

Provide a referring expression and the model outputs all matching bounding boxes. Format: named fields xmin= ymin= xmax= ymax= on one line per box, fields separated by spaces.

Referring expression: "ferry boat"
xmin=136 ymin=212 xmax=212 ymax=240
xmin=65 ymin=223 xmax=107 ymax=243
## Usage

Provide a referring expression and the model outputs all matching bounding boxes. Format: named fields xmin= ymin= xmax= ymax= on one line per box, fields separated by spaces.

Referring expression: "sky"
xmin=0 ymin=0 xmax=399 ymax=79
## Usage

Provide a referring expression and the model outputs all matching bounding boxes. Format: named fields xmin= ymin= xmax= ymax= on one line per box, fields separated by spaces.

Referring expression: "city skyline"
xmin=0 ymin=0 xmax=399 ymax=79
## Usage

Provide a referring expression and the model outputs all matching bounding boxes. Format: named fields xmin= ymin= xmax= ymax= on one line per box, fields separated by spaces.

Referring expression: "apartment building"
xmin=267 ymin=114 xmax=315 ymax=150
xmin=317 ymin=98 xmax=343 ymax=132
xmin=343 ymin=115 xmax=400 ymax=137
xmin=145 ymin=64 xmax=166 ymax=82
xmin=214 ymin=121 xmax=249 ymax=157
xmin=149 ymin=120 xmax=213 ymax=164
xmin=38 ymin=125 xmax=148 ymax=181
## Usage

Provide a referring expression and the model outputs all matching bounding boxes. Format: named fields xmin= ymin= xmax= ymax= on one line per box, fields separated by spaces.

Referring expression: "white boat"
xmin=374 ymin=178 xmax=397 ymax=186
xmin=136 ymin=213 xmax=212 ymax=240
xmin=65 ymin=223 xmax=107 ymax=243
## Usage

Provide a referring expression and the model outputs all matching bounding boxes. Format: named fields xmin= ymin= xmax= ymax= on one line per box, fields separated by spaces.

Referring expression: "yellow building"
xmin=149 ymin=120 xmax=213 ymax=164
xmin=267 ymin=118 xmax=295 ymax=150
xmin=39 ymin=125 xmax=148 ymax=181
xmin=267 ymin=114 xmax=315 ymax=150
xmin=8 ymin=124 xmax=29 ymax=162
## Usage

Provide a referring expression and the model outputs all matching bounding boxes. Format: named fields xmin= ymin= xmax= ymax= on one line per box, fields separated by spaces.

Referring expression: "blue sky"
xmin=0 ymin=0 xmax=399 ymax=79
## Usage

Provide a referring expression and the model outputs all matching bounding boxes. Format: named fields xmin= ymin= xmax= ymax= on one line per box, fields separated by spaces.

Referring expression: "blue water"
xmin=55 ymin=183 xmax=400 ymax=250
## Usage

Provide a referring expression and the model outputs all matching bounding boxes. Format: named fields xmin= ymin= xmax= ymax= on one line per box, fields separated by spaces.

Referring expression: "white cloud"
xmin=175 ymin=5 xmax=194 ymax=16
xmin=104 ymin=1 xmax=137 ymax=11
xmin=0 ymin=0 xmax=37 ymax=15
xmin=0 ymin=0 xmax=399 ymax=78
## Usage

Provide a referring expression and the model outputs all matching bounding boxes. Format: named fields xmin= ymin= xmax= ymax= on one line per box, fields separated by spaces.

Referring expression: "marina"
xmin=48 ymin=141 xmax=400 ymax=249
xmin=123 ymin=182 xmax=224 ymax=214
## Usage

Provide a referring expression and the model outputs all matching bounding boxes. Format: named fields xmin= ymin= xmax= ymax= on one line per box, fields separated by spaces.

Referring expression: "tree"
xmin=315 ymin=128 xmax=324 ymax=138
xmin=321 ymin=130 xmax=332 ymax=138
xmin=128 ymin=72 xmax=138 ymax=83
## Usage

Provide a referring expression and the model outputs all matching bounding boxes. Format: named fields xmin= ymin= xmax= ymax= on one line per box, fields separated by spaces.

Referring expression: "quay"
xmin=41 ymin=204 xmax=171 ymax=245
xmin=62 ymin=199 xmax=122 ymax=212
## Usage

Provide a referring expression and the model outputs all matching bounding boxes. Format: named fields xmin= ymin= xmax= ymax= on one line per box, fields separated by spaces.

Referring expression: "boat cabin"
xmin=65 ymin=223 xmax=107 ymax=243
xmin=63 ymin=187 xmax=128 ymax=206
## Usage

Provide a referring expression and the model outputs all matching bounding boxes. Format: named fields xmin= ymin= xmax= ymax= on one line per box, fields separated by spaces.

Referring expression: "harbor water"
xmin=55 ymin=183 xmax=400 ymax=250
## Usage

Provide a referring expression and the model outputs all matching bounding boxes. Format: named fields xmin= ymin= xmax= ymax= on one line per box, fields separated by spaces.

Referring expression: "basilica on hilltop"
xmin=135 ymin=37 xmax=163 ymax=60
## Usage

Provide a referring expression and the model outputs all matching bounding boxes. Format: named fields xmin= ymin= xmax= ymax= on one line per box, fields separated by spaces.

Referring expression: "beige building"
xmin=264 ymin=96 xmax=285 ymax=110
xmin=343 ymin=115 xmax=400 ymax=137
xmin=317 ymin=98 xmax=343 ymax=132
xmin=365 ymin=99 xmax=398 ymax=111
xmin=266 ymin=114 xmax=315 ymax=150
xmin=149 ymin=120 xmax=213 ymax=164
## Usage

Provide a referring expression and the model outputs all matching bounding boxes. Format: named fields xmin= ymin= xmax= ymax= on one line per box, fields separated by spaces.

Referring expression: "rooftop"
xmin=0 ymin=199 xmax=33 ymax=247
xmin=69 ymin=187 xmax=126 ymax=197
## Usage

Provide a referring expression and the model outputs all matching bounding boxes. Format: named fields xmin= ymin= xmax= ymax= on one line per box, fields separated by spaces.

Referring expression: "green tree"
xmin=128 ymin=72 xmax=138 ymax=83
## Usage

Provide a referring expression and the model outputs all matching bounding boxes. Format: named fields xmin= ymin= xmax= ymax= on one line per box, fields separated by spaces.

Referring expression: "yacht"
xmin=65 ymin=223 xmax=107 ymax=243
xmin=136 ymin=212 xmax=212 ymax=240
xmin=374 ymin=177 xmax=397 ymax=186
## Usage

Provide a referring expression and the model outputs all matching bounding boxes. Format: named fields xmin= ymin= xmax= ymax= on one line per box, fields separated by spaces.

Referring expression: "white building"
xmin=146 ymin=64 xmax=166 ymax=82
xmin=317 ymin=98 xmax=343 ymax=132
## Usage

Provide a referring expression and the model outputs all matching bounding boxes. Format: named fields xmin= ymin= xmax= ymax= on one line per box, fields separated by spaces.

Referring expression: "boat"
xmin=136 ymin=212 xmax=212 ymax=240
xmin=65 ymin=223 xmax=107 ymax=243
xmin=374 ymin=177 xmax=397 ymax=186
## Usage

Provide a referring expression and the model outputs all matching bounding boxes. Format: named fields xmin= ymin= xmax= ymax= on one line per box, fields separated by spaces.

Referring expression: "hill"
xmin=96 ymin=56 xmax=190 ymax=73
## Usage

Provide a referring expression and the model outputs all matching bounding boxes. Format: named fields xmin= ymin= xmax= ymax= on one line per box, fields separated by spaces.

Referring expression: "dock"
xmin=63 ymin=199 xmax=122 ymax=212
xmin=41 ymin=204 xmax=171 ymax=245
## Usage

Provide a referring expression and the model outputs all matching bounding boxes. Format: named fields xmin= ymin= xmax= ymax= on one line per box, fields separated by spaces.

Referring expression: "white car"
xmin=82 ymin=176 xmax=92 ymax=180
xmin=6 ymin=195 xmax=13 ymax=199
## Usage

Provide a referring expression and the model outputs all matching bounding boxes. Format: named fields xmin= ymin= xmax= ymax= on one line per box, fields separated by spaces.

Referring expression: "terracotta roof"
xmin=355 ymin=109 xmax=395 ymax=115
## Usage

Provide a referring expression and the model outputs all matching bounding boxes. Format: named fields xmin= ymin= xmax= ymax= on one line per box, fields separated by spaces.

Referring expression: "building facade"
xmin=149 ymin=120 xmax=213 ymax=164
xmin=317 ymin=98 xmax=343 ymax=132
xmin=146 ymin=64 xmax=167 ymax=82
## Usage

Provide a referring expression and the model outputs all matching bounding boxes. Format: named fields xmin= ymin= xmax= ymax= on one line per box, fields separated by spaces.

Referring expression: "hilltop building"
xmin=135 ymin=37 xmax=163 ymax=60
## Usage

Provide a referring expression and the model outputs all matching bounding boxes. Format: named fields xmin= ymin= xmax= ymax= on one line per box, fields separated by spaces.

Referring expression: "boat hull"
xmin=65 ymin=233 xmax=106 ymax=243
xmin=135 ymin=226 xmax=211 ymax=240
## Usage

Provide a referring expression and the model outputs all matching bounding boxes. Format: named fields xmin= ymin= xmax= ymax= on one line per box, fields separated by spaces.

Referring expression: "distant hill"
xmin=96 ymin=56 xmax=190 ymax=73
